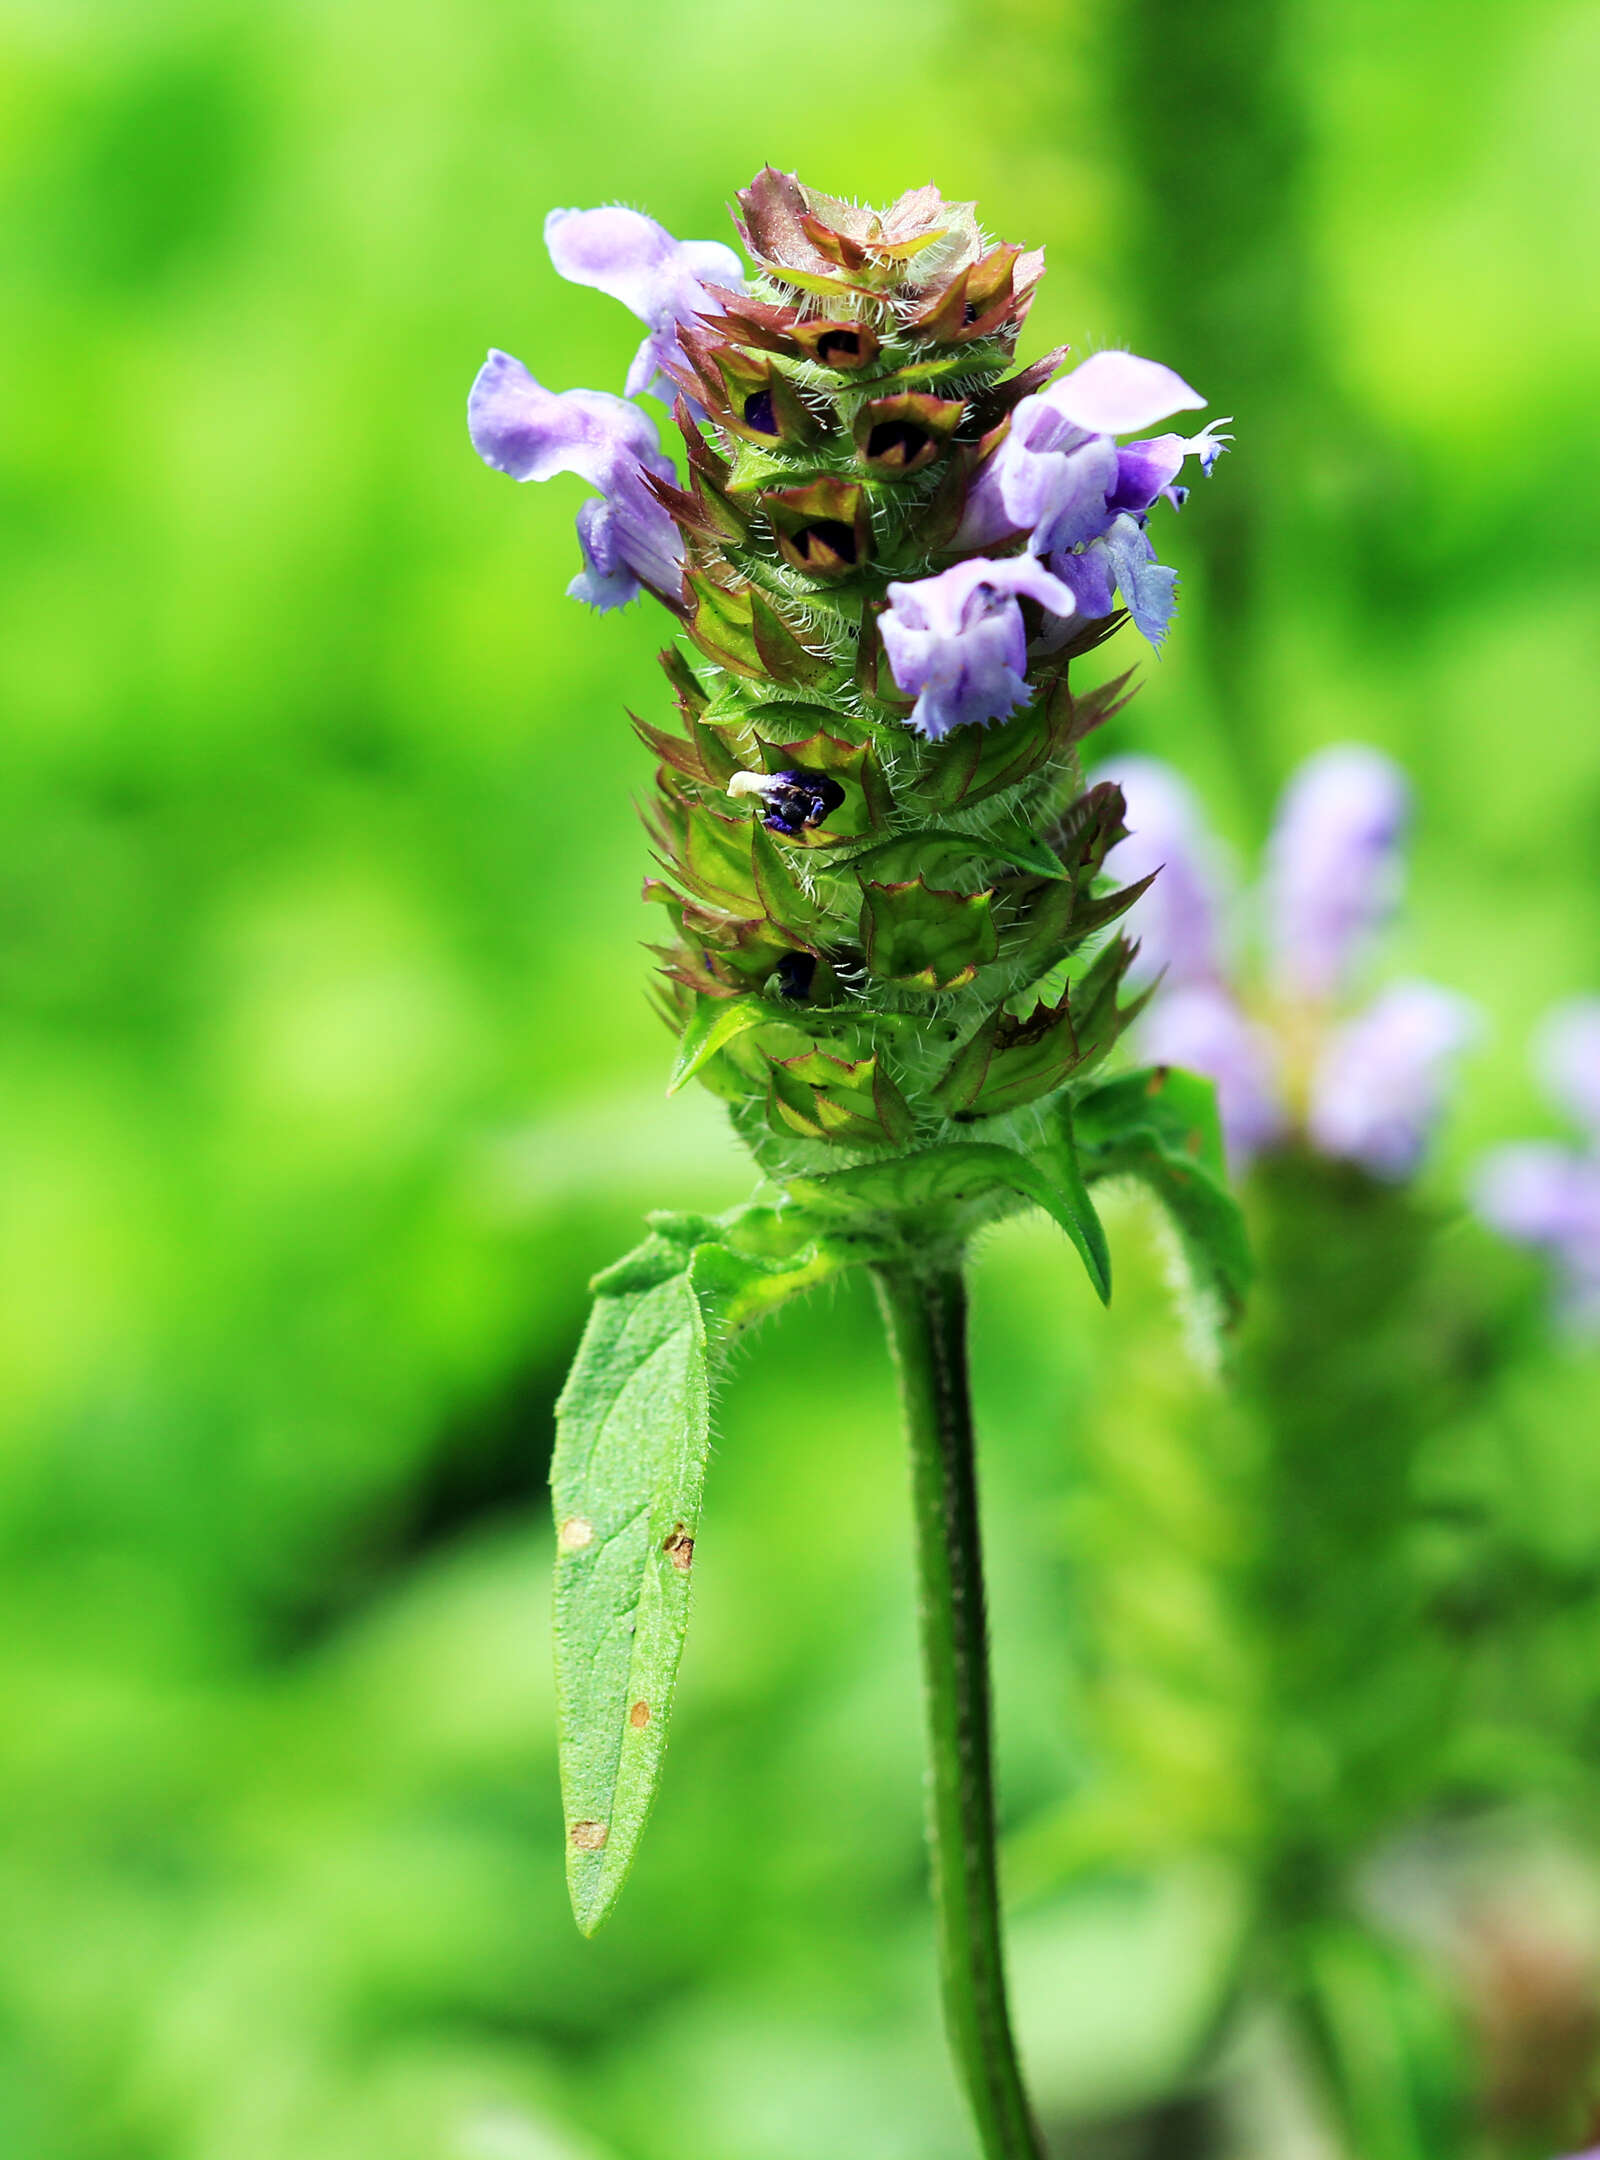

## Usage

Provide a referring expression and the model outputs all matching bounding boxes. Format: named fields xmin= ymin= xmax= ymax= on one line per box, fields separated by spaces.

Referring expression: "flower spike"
xmin=469 ymin=170 xmax=1234 ymax=1162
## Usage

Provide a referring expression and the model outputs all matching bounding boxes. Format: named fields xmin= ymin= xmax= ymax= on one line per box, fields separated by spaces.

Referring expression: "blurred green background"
xmin=1 ymin=0 xmax=1598 ymax=2154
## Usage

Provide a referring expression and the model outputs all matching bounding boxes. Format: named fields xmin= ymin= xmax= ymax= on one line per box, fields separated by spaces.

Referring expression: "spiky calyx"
xmin=637 ymin=171 xmax=1154 ymax=1175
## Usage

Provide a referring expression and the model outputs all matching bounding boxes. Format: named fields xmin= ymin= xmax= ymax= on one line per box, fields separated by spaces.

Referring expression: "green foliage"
xmin=1076 ymin=1067 xmax=1251 ymax=1329
xmin=553 ymin=1214 xmax=852 ymax=1931
xmin=0 ymin=0 xmax=1597 ymax=2155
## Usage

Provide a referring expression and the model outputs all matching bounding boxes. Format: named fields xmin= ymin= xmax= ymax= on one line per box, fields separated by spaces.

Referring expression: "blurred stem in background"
xmin=1106 ymin=0 xmax=1310 ymax=817
xmin=1242 ymin=1154 xmax=1471 ymax=2155
xmin=876 ymin=1260 xmax=1048 ymax=2160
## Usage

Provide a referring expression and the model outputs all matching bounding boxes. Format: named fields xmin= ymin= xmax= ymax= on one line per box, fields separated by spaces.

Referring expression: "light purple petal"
xmin=544 ymin=206 xmax=683 ymax=321
xmin=1536 ymin=997 xmax=1600 ymax=1143
xmin=1047 ymin=541 xmax=1118 ymax=621
xmin=1477 ymin=1144 xmax=1600 ymax=1332
xmin=1108 ymin=437 xmax=1188 ymax=517
xmin=545 ymin=208 xmax=745 ymax=407
xmin=567 ymin=497 xmax=643 ymax=611
xmin=1308 ymin=980 xmax=1479 ymax=1180
xmin=467 ymin=351 xmax=682 ymax=606
xmin=468 ymin=351 xmax=670 ymax=488
xmin=1095 ymin=755 xmax=1232 ymax=990
xmin=1137 ymin=982 xmax=1286 ymax=1170
xmin=952 ymin=454 xmax=1023 ymax=550
xmin=675 ymin=237 xmax=747 ymax=292
xmin=1474 ymin=1142 xmax=1600 ymax=1250
xmin=1108 ymin=420 xmax=1234 ymax=516
xmin=1103 ymin=514 xmax=1179 ymax=647
xmin=881 ymin=555 xmax=1076 ymax=740
xmin=624 ymin=325 xmax=679 ymax=403
xmin=1047 ymin=351 xmax=1206 ymax=436
xmin=994 ymin=401 xmax=1119 ymax=554
xmin=1264 ymin=744 xmax=1412 ymax=1000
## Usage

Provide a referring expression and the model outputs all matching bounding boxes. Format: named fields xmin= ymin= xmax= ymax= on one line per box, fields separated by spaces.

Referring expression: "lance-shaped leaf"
xmin=552 ymin=1213 xmax=863 ymax=1934
xmin=1073 ymin=1064 xmax=1250 ymax=1326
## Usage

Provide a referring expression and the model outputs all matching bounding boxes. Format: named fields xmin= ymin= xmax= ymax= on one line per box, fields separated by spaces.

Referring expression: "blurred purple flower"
xmin=1094 ymin=756 xmax=1230 ymax=991
xmin=545 ymin=205 xmax=745 ymax=404
xmin=1104 ymin=749 xmax=1474 ymax=1180
xmin=1141 ymin=981 xmax=1287 ymax=1168
xmin=1474 ymin=996 xmax=1600 ymax=1331
xmin=468 ymin=349 xmax=683 ymax=609
xmin=1308 ymin=981 xmax=1479 ymax=1180
xmin=880 ymin=555 xmax=1077 ymax=739
xmin=1536 ymin=997 xmax=1600 ymax=1144
xmin=956 ymin=352 xmax=1229 ymax=649
xmin=1264 ymin=744 xmax=1411 ymax=1000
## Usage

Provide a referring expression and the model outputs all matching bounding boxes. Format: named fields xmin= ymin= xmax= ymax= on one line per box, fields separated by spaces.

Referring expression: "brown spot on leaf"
xmin=557 ymin=1516 xmax=595 ymax=1552
xmin=663 ymin=1528 xmax=695 ymax=1572
xmin=569 ymin=1819 xmax=608 ymax=1851
xmin=629 ymin=1700 xmax=651 ymax=1729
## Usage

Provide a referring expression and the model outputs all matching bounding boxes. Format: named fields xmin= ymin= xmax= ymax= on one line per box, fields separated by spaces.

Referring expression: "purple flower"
xmin=1536 ymin=997 xmax=1600 ymax=1143
xmin=1095 ymin=756 xmax=1231 ymax=991
xmin=956 ymin=351 xmax=1229 ymax=648
xmin=1473 ymin=996 xmax=1600 ymax=1331
xmin=879 ymin=556 xmax=1077 ymax=740
xmin=1308 ymin=981 xmax=1479 ymax=1180
xmin=1264 ymin=744 xmax=1411 ymax=1000
xmin=467 ymin=349 xmax=683 ymax=609
xmin=1104 ymin=747 xmax=1475 ymax=1181
xmin=1140 ymin=981 xmax=1287 ymax=1168
xmin=545 ymin=205 xmax=746 ymax=404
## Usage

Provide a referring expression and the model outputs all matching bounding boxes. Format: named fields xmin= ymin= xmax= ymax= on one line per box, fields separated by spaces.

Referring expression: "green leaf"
xmin=1295 ymin=1924 xmax=1468 ymax=2160
xmin=850 ymin=825 xmax=1069 ymax=886
xmin=550 ymin=1214 xmax=855 ymax=1934
xmin=787 ymin=1125 xmax=1111 ymax=1304
xmin=858 ymin=877 xmax=998 ymax=990
xmin=665 ymin=992 xmax=787 ymax=1094
xmin=1074 ymin=1065 xmax=1250 ymax=1325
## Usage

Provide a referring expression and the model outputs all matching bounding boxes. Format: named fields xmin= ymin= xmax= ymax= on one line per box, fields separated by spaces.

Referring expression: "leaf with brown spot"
xmin=551 ymin=1210 xmax=870 ymax=1934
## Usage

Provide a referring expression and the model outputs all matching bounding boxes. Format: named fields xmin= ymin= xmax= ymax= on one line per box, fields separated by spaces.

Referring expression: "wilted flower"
xmin=1474 ymin=998 xmax=1600 ymax=1331
xmin=544 ymin=205 xmax=746 ymax=403
xmin=467 ymin=351 xmax=683 ymax=608
xmin=880 ymin=555 xmax=1077 ymax=739
xmin=1099 ymin=746 xmax=1475 ymax=1175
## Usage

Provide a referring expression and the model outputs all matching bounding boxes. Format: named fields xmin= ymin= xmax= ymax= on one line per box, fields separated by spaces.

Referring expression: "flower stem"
xmin=874 ymin=1258 xmax=1048 ymax=2160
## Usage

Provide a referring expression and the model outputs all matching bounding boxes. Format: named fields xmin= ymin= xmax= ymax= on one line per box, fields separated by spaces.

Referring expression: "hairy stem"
xmin=874 ymin=1258 xmax=1047 ymax=2160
